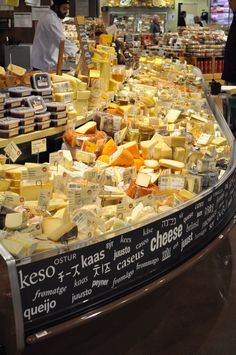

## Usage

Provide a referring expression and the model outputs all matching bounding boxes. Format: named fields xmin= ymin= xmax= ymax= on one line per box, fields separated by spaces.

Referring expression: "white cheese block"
xmin=136 ymin=172 xmax=151 ymax=187
xmin=5 ymin=213 xmax=27 ymax=230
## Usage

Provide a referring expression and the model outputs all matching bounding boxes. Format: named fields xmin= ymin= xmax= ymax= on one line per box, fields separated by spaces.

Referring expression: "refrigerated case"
xmin=210 ymin=0 xmax=233 ymax=26
xmin=0 ymin=78 xmax=236 ymax=354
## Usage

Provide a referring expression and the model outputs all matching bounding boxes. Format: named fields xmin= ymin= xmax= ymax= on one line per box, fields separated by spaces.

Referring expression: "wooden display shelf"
xmin=0 ymin=115 xmax=89 ymax=149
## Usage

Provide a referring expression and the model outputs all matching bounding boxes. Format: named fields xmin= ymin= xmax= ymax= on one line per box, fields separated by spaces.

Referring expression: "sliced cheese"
xmin=159 ymin=159 xmax=185 ymax=171
xmin=76 ymin=121 xmax=97 ymax=134
xmin=144 ymin=160 xmax=159 ymax=169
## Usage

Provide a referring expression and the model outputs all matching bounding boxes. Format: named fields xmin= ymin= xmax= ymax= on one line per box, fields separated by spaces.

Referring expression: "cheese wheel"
xmin=144 ymin=160 xmax=159 ymax=169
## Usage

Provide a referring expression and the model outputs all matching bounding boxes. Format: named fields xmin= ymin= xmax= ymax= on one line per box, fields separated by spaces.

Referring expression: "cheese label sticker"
xmin=49 ymin=152 xmax=60 ymax=166
xmin=4 ymin=141 xmax=22 ymax=163
xmin=4 ymin=192 xmax=24 ymax=209
xmin=31 ymin=138 xmax=47 ymax=155
xmin=21 ymin=166 xmax=49 ymax=181
xmin=38 ymin=189 xmax=51 ymax=210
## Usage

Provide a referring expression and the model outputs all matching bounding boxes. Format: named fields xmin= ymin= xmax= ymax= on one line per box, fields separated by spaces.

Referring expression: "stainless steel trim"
xmin=0 ymin=245 xmax=25 ymax=353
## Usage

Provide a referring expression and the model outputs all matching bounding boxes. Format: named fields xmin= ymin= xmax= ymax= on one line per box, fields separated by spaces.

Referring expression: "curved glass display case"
xmin=0 ymin=66 xmax=235 ymax=355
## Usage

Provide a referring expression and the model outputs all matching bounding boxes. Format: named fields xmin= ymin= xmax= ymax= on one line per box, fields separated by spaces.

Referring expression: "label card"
xmin=4 ymin=142 xmax=22 ymax=163
xmin=31 ymin=138 xmax=47 ymax=155
xmin=38 ymin=189 xmax=51 ymax=210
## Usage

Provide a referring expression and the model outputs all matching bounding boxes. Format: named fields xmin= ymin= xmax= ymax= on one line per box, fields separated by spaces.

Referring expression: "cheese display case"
xmin=0 ymin=57 xmax=235 ymax=355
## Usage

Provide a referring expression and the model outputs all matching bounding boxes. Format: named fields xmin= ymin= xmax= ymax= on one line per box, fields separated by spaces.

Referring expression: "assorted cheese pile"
xmin=0 ymin=57 xmax=231 ymax=260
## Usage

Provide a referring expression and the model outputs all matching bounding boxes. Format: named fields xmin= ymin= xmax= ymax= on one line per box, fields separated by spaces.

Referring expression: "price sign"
xmin=4 ymin=141 xmax=22 ymax=162
xmin=31 ymin=138 xmax=47 ymax=155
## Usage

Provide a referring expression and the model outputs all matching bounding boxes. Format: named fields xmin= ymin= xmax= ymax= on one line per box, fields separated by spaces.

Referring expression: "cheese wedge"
xmin=165 ymin=109 xmax=181 ymax=123
xmin=159 ymin=159 xmax=185 ymax=171
xmin=173 ymin=147 xmax=186 ymax=162
xmin=133 ymin=158 xmax=144 ymax=172
xmin=75 ymin=151 xmax=96 ymax=164
xmin=76 ymin=121 xmax=97 ymax=134
xmin=110 ymin=149 xmax=134 ymax=167
xmin=164 ymin=136 xmax=186 ymax=148
xmin=42 ymin=218 xmax=75 ymax=242
xmin=102 ymin=139 xmax=118 ymax=156
xmin=121 ymin=141 xmax=140 ymax=159
xmin=178 ymin=189 xmax=196 ymax=200
xmin=211 ymin=137 xmax=227 ymax=146
xmin=136 ymin=172 xmax=151 ymax=188
xmin=1 ymin=238 xmax=25 ymax=258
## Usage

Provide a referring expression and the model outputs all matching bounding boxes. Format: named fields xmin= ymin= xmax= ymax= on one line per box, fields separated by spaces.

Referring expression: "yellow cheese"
xmin=42 ymin=218 xmax=75 ymax=242
xmin=159 ymin=159 xmax=185 ymax=171
xmin=144 ymin=160 xmax=159 ymax=169
xmin=0 ymin=179 xmax=11 ymax=192
xmin=67 ymin=110 xmax=77 ymax=120
xmin=0 ymin=66 xmax=6 ymax=77
xmin=178 ymin=189 xmax=196 ymax=200
xmin=54 ymin=92 xmax=74 ymax=103
xmin=51 ymin=74 xmax=66 ymax=83
xmin=1 ymin=238 xmax=25 ymax=258
xmin=173 ymin=147 xmax=186 ymax=162
xmin=76 ymin=121 xmax=97 ymax=134
xmin=165 ymin=109 xmax=181 ymax=123
xmin=77 ymin=90 xmax=91 ymax=100
xmin=109 ymin=79 xmax=120 ymax=92
xmin=164 ymin=136 xmax=186 ymax=148
xmin=211 ymin=137 xmax=227 ymax=146
xmin=140 ymin=140 xmax=158 ymax=160
xmin=5 ymin=167 xmax=27 ymax=179
xmin=75 ymin=151 xmax=96 ymax=164
xmin=20 ymin=181 xmax=53 ymax=201
xmin=7 ymin=64 xmax=26 ymax=76
xmin=136 ymin=172 xmax=151 ymax=187
xmin=89 ymin=69 xmax=100 ymax=79
xmin=121 ymin=141 xmax=140 ymax=159
xmin=34 ymin=241 xmax=58 ymax=253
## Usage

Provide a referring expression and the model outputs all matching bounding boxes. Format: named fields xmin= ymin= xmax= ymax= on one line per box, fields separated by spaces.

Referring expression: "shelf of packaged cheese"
xmin=0 ymin=116 xmax=90 ymax=149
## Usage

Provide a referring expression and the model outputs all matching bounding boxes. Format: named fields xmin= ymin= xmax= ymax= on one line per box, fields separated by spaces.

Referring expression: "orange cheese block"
xmin=121 ymin=141 xmax=140 ymax=158
xmin=110 ymin=148 xmax=134 ymax=167
xmin=76 ymin=121 xmax=97 ymax=134
xmin=133 ymin=158 xmax=144 ymax=172
xmin=102 ymin=139 xmax=118 ymax=156
xmin=63 ymin=130 xmax=78 ymax=147
xmin=126 ymin=181 xmax=159 ymax=199
xmin=97 ymin=155 xmax=110 ymax=164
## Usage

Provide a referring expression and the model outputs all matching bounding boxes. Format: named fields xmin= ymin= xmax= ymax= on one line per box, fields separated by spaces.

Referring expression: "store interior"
xmin=0 ymin=0 xmax=235 ymax=354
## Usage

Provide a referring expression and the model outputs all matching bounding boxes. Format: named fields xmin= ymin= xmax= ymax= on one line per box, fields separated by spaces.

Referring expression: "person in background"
xmin=222 ymin=0 xmax=236 ymax=132
xmin=178 ymin=11 xmax=187 ymax=27
xmin=194 ymin=16 xmax=203 ymax=27
xmin=150 ymin=15 xmax=161 ymax=34
xmin=31 ymin=0 xmax=78 ymax=71
xmin=106 ymin=15 xmax=118 ymax=41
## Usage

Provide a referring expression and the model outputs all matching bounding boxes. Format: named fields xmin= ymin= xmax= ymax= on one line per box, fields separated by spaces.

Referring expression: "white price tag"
xmin=21 ymin=166 xmax=49 ymax=181
xmin=38 ymin=189 xmax=51 ymax=210
xmin=31 ymin=138 xmax=47 ymax=155
xmin=4 ymin=142 xmax=22 ymax=163
xmin=49 ymin=152 xmax=60 ymax=166
xmin=4 ymin=192 xmax=24 ymax=209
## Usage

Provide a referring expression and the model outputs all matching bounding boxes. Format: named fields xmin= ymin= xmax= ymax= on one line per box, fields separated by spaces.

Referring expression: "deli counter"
xmin=0 ymin=63 xmax=236 ymax=355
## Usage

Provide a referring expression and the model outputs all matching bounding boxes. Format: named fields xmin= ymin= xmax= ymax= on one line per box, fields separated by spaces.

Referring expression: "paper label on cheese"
xmin=114 ymin=127 xmax=127 ymax=145
xmin=3 ymin=192 xmax=24 ymax=209
xmin=159 ymin=175 xmax=185 ymax=191
xmin=49 ymin=152 xmax=60 ymax=167
xmin=54 ymin=172 xmax=69 ymax=195
xmin=31 ymin=138 xmax=47 ymax=155
xmin=68 ymin=183 xmax=99 ymax=211
xmin=21 ymin=166 xmax=49 ymax=182
xmin=116 ymin=201 xmax=134 ymax=219
xmin=38 ymin=189 xmax=51 ymax=211
xmin=71 ymin=210 xmax=94 ymax=238
xmin=4 ymin=142 xmax=22 ymax=163
xmin=197 ymin=134 xmax=211 ymax=146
